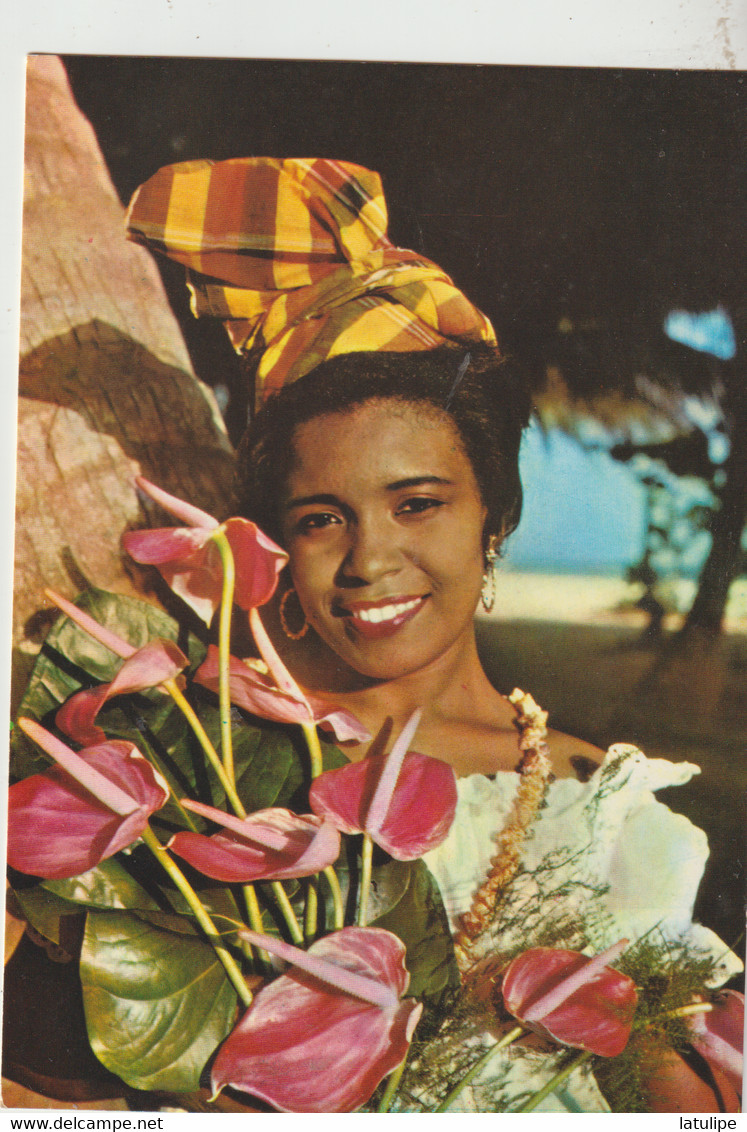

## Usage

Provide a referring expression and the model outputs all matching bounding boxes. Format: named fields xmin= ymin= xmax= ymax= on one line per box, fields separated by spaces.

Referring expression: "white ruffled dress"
xmin=421 ymin=744 xmax=743 ymax=1112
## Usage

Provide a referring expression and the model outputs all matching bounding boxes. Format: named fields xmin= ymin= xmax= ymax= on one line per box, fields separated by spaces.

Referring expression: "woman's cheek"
xmin=290 ymin=554 xmax=332 ymax=622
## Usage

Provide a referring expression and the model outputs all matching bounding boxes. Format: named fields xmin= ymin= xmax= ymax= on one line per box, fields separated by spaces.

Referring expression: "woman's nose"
xmin=338 ymin=517 xmax=403 ymax=585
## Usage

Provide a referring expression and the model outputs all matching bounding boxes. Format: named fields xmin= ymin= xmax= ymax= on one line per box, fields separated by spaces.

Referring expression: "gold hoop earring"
xmin=279 ymin=587 xmax=309 ymax=640
xmin=481 ymin=535 xmax=499 ymax=614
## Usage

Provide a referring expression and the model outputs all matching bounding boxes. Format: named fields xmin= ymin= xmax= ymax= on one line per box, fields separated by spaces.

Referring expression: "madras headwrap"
xmin=125 ymin=157 xmax=498 ymax=408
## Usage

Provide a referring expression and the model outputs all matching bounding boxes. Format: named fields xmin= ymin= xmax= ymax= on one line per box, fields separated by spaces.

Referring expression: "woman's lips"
xmin=337 ymin=595 xmax=428 ymax=640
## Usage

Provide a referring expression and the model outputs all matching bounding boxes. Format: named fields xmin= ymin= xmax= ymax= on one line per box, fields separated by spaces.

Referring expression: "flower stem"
xmin=270 ymin=881 xmax=304 ymax=945
xmin=163 ymin=680 xmax=247 ymax=818
xmin=301 ymin=721 xmax=324 ymax=779
xmin=434 ymin=1025 xmax=525 ymax=1112
xmin=358 ymin=833 xmax=374 ymax=927
xmin=640 ymin=1002 xmax=715 ymax=1027
xmin=304 ymin=877 xmax=319 ymax=944
xmin=241 ymin=884 xmax=272 ymax=972
xmin=323 ymin=866 xmax=344 ymax=930
xmin=141 ymin=824 xmax=253 ymax=1008
xmin=210 ymin=527 xmax=236 ymax=785
xmin=638 ymin=1000 xmax=719 ymax=1036
xmin=299 ymin=720 xmax=326 ymax=942
xmin=378 ymin=1049 xmax=410 ymax=1112
xmin=515 ymin=1049 xmax=593 ymax=1112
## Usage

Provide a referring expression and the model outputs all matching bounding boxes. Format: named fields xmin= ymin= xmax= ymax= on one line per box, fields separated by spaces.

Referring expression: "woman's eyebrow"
xmin=284 ymin=492 xmax=342 ymax=511
xmin=285 ymin=477 xmax=454 ymax=511
xmin=387 ymin=475 xmax=454 ymax=491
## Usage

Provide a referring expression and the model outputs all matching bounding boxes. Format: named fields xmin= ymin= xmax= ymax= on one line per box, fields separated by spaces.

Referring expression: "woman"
xmin=126 ymin=156 xmax=745 ymax=1109
xmin=127 ymin=156 xmax=602 ymax=780
xmin=234 ymin=350 xmax=741 ymax=1113
xmin=236 ymin=345 xmax=603 ymax=780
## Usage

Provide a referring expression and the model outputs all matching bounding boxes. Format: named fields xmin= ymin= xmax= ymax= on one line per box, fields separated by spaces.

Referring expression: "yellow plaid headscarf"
xmin=126 ymin=157 xmax=497 ymax=408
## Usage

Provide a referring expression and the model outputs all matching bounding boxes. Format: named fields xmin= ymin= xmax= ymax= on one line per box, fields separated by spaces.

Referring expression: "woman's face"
xmin=280 ymin=398 xmax=488 ymax=682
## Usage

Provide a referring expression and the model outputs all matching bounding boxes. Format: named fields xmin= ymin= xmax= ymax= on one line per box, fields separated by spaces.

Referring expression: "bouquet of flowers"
xmin=7 ymin=479 xmax=744 ymax=1112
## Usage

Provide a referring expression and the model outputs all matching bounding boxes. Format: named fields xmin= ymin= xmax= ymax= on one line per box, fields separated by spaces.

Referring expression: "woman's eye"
xmin=295 ymin=512 xmax=342 ymax=534
xmin=397 ymin=497 xmax=444 ymax=516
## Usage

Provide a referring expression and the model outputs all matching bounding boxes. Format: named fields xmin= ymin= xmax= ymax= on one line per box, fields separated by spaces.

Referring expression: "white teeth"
xmin=352 ymin=598 xmax=422 ymax=624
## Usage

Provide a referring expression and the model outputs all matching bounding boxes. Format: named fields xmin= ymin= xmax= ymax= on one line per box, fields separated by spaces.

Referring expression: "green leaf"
xmin=80 ymin=910 xmax=238 ymax=1092
xmin=13 ymin=885 xmax=84 ymax=945
xmin=41 ymin=856 xmax=162 ymax=912
xmin=372 ymin=858 xmax=460 ymax=1007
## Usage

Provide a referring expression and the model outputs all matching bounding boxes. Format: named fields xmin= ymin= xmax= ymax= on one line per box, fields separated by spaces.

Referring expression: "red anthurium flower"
xmin=9 ymin=718 xmax=169 ymax=879
xmin=44 ymin=590 xmax=189 ymax=745
xmin=211 ymin=926 xmax=422 ymax=1112
xmin=122 ymin=476 xmax=288 ymax=624
xmin=688 ymin=991 xmax=744 ymax=1095
xmin=194 ymin=645 xmax=370 ymax=743
xmin=308 ymin=709 xmax=457 ymax=860
xmin=168 ymin=799 xmax=341 ymax=882
xmin=501 ymin=940 xmax=637 ymax=1057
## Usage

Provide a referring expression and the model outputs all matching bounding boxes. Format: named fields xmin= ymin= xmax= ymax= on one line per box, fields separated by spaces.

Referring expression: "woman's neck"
xmin=306 ymin=627 xmax=522 ymax=774
xmin=325 ymin=629 xmax=495 ymax=729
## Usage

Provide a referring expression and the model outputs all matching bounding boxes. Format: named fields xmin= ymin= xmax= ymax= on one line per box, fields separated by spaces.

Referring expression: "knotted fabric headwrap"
xmin=126 ymin=157 xmax=498 ymax=408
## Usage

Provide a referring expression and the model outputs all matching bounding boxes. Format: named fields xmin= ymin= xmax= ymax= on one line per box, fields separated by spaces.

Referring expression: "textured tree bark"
xmin=14 ymin=55 xmax=236 ymax=713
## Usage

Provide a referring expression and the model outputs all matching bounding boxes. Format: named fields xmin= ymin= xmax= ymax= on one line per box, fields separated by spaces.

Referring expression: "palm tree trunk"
xmin=681 ymin=378 xmax=747 ymax=636
xmin=14 ymin=56 xmax=236 ymax=711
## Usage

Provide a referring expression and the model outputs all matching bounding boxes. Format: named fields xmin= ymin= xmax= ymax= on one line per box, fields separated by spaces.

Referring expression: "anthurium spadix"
xmin=44 ymin=589 xmax=189 ymax=746
xmin=122 ymin=476 xmax=288 ymax=624
xmin=501 ymin=941 xmax=638 ymax=1057
xmin=194 ymin=646 xmax=370 ymax=743
xmin=210 ymin=926 xmax=422 ymax=1112
xmin=9 ymin=719 xmax=169 ymax=879
xmin=168 ymin=799 xmax=341 ymax=882
xmin=309 ymin=709 xmax=458 ymax=860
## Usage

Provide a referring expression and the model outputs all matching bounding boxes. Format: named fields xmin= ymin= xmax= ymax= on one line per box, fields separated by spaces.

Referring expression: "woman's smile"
xmin=281 ymin=399 xmax=489 ymax=682
xmin=336 ymin=594 xmax=430 ymax=639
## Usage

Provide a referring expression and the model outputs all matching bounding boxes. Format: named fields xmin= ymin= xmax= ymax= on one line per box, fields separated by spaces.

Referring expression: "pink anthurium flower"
xmin=122 ymin=476 xmax=288 ymax=624
xmin=57 ymin=638 xmax=189 ymax=745
xmin=194 ymin=645 xmax=370 ymax=743
xmin=9 ymin=718 xmax=169 ymax=879
xmin=687 ymin=990 xmax=744 ymax=1095
xmin=168 ymin=799 xmax=341 ymax=882
xmin=211 ymin=926 xmax=422 ymax=1112
xmin=308 ymin=709 xmax=457 ymax=860
xmin=44 ymin=589 xmax=189 ymax=745
xmin=501 ymin=941 xmax=637 ymax=1057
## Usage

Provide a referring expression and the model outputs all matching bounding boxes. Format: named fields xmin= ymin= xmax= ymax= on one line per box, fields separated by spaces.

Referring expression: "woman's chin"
xmin=322 ymin=634 xmax=454 ymax=685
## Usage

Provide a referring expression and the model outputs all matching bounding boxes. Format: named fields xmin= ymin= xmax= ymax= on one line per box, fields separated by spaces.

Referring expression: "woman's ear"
xmin=482 ymin=522 xmax=506 ymax=560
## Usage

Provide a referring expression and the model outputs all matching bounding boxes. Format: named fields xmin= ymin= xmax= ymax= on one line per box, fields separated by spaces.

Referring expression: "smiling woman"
xmin=283 ymin=400 xmax=490 ymax=685
xmin=234 ymin=347 xmax=544 ymax=777
xmin=230 ymin=342 xmax=742 ymax=1111
xmin=8 ymin=154 xmax=736 ymax=1114
xmin=119 ymin=155 xmax=746 ymax=1111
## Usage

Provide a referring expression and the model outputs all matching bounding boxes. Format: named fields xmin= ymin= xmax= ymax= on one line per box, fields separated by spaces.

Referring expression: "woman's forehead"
xmin=285 ymin=399 xmax=475 ymax=494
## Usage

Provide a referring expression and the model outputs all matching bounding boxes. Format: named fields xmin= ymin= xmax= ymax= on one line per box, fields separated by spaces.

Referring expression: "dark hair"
xmin=235 ymin=345 xmax=532 ymax=550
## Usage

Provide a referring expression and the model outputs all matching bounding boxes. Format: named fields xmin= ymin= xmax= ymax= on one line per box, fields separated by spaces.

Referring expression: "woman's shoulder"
xmin=546 ymin=727 xmax=604 ymax=781
xmin=428 ymin=687 xmax=605 ymax=780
